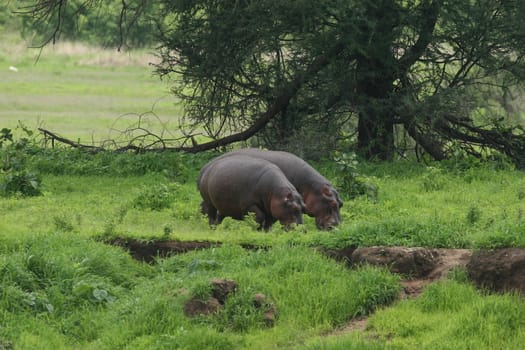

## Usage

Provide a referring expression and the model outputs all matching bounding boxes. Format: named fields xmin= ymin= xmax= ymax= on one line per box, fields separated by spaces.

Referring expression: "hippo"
xmin=198 ymin=154 xmax=305 ymax=231
xmin=209 ymin=148 xmax=343 ymax=229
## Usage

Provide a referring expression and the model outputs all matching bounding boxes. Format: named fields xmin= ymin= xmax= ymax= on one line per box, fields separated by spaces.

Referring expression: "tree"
xmin=17 ymin=0 xmax=525 ymax=166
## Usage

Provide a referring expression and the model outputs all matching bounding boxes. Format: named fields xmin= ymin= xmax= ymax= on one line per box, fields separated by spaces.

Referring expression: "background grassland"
xmin=1 ymin=33 xmax=525 ymax=349
xmin=0 ymin=33 xmax=179 ymax=143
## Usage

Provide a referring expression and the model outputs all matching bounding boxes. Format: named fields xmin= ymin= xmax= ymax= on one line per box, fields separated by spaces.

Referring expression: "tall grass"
xmin=2 ymin=146 xmax=525 ymax=247
xmin=365 ymin=281 xmax=525 ymax=349
xmin=0 ymin=235 xmax=399 ymax=349
xmin=299 ymin=280 xmax=525 ymax=350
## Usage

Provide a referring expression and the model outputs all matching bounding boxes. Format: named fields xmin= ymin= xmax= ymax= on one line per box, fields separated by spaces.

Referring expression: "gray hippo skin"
xmin=215 ymin=148 xmax=343 ymax=229
xmin=198 ymin=155 xmax=305 ymax=231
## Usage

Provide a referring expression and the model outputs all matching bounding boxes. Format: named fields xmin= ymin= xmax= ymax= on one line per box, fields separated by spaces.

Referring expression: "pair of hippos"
xmin=198 ymin=148 xmax=343 ymax=231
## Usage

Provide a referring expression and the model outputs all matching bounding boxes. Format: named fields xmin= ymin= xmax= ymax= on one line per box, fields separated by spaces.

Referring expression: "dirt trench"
xmin=106 ymin=238 xmax=525 ymax=334
xmin=107 ymin=237 xmax=525 ymax=297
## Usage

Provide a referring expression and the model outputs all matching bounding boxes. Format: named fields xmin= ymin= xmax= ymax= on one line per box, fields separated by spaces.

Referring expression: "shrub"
xmin=333 ymin=152 xmax=378 ymax=201
xmin=466 ymin=206 xmax=482 ymax=224
xmin=0 ymin=170 xmax=42 ymax=197
xmin=0 ymin=126 xmax=42 ymax=197
xmin=132 ymin=183 xmax=179 ymax=211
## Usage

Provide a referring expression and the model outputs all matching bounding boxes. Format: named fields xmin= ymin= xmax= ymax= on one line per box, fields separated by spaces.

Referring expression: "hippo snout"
xmin=280 ymin=214 xmax=303 ymax=230
xmin=315 ymin=217 xmax=339 ymax=230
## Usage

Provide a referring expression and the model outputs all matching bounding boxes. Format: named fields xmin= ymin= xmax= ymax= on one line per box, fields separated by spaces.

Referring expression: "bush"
xmin=0 ymin=126 xmax=42 ymax=197
xmin=333 ymin=152 xmax=378 ymax=201
xmin=132 ymin=183 xmax=179 ymax=211
xmin=0 ymin=170 xmax=42 ymax=197
xmin=420 ymin=166 xmax=446 ymax=192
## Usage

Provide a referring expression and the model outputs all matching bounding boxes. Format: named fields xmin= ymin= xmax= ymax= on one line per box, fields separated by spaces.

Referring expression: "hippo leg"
xmin=216 ymin=212 xmax=226 ymax=224
xmin=201 ymin=201 xmax=220 ymax=225
xmin=247 ymin=205 xmax=270 ymax=231
xmin=262 ymin=216 xmax=277 ymax=231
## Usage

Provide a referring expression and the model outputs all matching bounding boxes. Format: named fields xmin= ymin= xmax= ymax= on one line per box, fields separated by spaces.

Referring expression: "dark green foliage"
xmin=0 ymin=234 xmax=151 ymax=319
xmin=0 ymin=128 xmax=13 ymax=148
xmin=0 ymin=171 xmax=42 ymax=197
xmin=15 ymin=0 xmax=160 ymax=48
xmin=132 ymin=183 xmax=178 ymax=211
xmin=13 ymin=1 xmax=525 ymax=164
xmin=0 ymin=126 xmax=42 ymax=197
xmin=466 ymin=206 xmax=482 ymax=225
xmin=26 ymin=147 xmax=204 ymax=179
xmin=333 ymin=152 xmax=378 ymax=201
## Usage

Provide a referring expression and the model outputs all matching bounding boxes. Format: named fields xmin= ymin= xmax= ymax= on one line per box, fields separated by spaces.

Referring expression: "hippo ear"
xmin=322 ymin=186 xmax=334 ymax=200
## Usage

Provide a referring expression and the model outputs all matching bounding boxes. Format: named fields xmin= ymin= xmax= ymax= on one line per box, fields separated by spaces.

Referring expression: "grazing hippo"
xmin=198 ymin=155 xmax=305 ymax=231
xmin=213 ymin=148 xmax=343 ymax=229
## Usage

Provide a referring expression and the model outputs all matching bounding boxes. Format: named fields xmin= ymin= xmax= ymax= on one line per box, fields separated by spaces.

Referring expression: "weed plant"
xmin=0 ymin=125 xmax=43 ymax=197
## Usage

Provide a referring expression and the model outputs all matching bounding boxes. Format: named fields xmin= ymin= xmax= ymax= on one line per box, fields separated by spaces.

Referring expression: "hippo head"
xmin=270 ymin=189 xmax=305 ymax=229
xmin=304 ymin=185 xmax=343 ymax=230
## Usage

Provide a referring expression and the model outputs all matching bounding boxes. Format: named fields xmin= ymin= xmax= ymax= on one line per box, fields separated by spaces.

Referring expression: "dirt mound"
xmin=183 ymin=278 xmax=277 ymax=326
xmin=106 ymin=238 xmax=525 ymax=296
xmin=467 ymin=248 xmax=525 ymax=294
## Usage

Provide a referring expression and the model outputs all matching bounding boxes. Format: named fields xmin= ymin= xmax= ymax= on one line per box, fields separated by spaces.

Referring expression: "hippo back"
xmin=198 ymin=154 xmax=304 ymax=230
xmin=224 ymin=148 xmax=343 ymax=229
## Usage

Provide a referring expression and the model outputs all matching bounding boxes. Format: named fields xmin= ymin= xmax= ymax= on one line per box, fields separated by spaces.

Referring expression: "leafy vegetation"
xmin=300 ymin=281 xmax=525 ymax=350
xmin=0 ymin=125 xmax=42 ymax=197
xmin=11 ymin=1 xmax=525 ymax=165
xmin=1 ymin=33 xmax=524 ymax=348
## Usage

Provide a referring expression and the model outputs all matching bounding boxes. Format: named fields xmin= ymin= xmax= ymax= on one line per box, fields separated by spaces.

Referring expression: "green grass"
xmin=1 ymin=32 xmax=525 ymax=348
xmin=0 ymin=33 xmax=179 ymax=143
xmin=2 ymin=149 xmax=525 ymax=247
xmin=299 ymin=281 xmax=525 ymax=350
xmin=1 ymin=150 xmax=524 ymax=348
xmin=0 ymin=233 xmax=400 ymax=349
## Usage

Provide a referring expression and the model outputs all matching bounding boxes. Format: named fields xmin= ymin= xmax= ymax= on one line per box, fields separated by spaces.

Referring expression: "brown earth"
xmin=107 ymin=238 xmax=525 ymax=296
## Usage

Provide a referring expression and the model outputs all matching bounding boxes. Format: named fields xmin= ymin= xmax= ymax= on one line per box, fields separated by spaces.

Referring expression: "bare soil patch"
xmin=107 ymin=237 xmax=221 ymax=263
xmin=106 ymin=237 xmax=525 ymax=296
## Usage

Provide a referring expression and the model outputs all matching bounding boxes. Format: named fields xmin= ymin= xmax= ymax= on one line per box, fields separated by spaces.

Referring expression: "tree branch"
xmin=397 ymin=0 xmax=440 ymax=76
xmin=176 ymin=43 xmax=344 ymax=153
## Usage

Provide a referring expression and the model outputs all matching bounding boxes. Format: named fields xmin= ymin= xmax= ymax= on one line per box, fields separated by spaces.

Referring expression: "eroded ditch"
xmin=106 ymin=237 xmax=525 ymax=297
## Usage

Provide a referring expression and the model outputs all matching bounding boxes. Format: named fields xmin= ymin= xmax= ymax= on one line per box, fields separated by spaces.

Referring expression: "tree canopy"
xmin=16 ymin=0 xmax=525 ymax=166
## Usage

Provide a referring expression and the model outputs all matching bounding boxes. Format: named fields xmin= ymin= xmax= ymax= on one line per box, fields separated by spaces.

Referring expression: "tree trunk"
xmin=355 ymin=57 xmax=396 ymax=161
xmin=357 ymin=108 xmax=395 ymax=161
xmin=353 ymin=0 xmax=401 ymax=161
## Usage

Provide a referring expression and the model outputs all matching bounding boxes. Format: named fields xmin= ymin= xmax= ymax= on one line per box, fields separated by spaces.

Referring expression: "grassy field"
xmin=0 ymin=33 xmax=179 ymax=143
xmin=1 ymin=34 xmax=525 ymax=349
